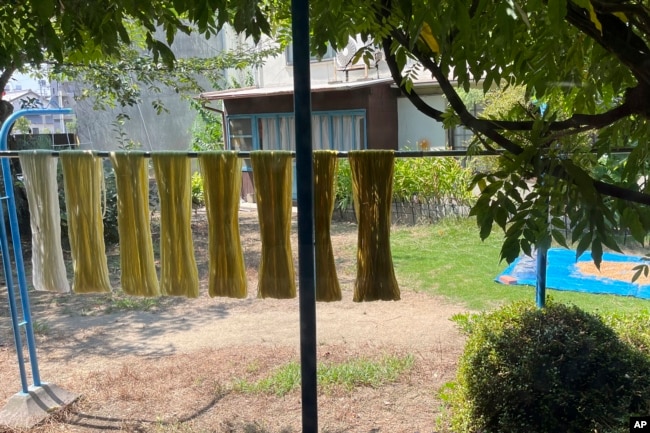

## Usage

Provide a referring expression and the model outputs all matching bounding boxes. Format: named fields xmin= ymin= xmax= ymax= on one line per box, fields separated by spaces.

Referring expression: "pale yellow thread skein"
xmin=19 ymin=151 xmax=70 ymax=293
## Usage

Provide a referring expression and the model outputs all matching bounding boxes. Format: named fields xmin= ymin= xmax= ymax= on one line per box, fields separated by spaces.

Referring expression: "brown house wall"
xmin=223 ymin=82 xmax=399 ymax=150
xmin=366 ymin=84 xmax=398 ymax=150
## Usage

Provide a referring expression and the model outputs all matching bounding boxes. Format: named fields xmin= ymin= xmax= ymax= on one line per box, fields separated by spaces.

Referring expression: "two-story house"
xmin=198 ymin=37 xmax=467 ymax=198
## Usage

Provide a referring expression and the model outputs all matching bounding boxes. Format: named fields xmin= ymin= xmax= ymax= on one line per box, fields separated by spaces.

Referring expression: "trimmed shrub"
xmin=446 ymin=301 xmax=650 ymax=433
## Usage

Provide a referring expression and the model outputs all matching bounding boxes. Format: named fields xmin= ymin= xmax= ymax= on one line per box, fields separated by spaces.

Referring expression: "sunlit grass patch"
xmin=234 ymin=354 xmax=415 ymax=396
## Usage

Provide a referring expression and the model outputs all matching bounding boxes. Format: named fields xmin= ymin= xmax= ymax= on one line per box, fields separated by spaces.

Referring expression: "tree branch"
xmin=476 ymin=101 xmax=633 ymax=131
xmin=566 ymin=1 xmax=650 ymax=84
xmin=0 ymin=67 xmax=15 ymax=96
xmin=379 ymin=4 xmax=650 ymax=209
xmin=380 ymin=39 xmax=446 ymax=122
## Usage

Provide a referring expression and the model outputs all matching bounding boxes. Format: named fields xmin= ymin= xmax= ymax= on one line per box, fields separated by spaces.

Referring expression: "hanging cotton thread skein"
xmin=60 ymin=151 xmax=112 ymax=293
xmin=152 ymin=152 xmax=199 ymax=298
xmin=251 ymin=151 xmax=296 ymax=299
xmin=349 ymin=150 xmax=400 ymax=301
xmin=314 ymin=150 xmax=341 ymax=301
xmin=19 ymin=151 xmax=70 ymax=293
xmin=110 ymin=152 xmax=160 ymax=297
xmin=199 ymin=151 xmax=247 ymax=298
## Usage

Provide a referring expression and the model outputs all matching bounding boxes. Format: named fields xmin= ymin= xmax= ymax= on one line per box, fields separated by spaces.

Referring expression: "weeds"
xmin=234 ymin=354 xmax=414 ymax=396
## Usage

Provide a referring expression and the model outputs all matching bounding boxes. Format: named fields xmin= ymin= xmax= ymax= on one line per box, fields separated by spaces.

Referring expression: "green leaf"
xmin=500 ymin=236 xmax=521 ymax=263
xmin=479 ymin=214 xmax=494 ymax=240
xmin=551 ymin=229 xmax=568 ymax=248
xmin=632 ymin=264 xmax=649 ymax=283
xmin=550 ymin=217 xmax=566 ymax=230
xmin=590 ymin=238 xmax=603 ymax=269
xmin=621 ymin=207 xmax=646 ymax=244
xmin=575 ymin=230 xmax=593 ymax=259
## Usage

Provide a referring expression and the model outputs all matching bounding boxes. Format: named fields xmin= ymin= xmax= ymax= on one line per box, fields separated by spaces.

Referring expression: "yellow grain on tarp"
xmin=198 ymin=151 xmax=247 ymax=298
xmin=349 ymin=150 xmax=400 ymax=301
xmin=109 ymin=152 xmax=160 ymax=297
xmin=251 ymin=151 xmax=296 ymax=299
xmin=152 ymin=153 xmax=199 ymax=298
xmin=19 ymin=151 xmax=70 ymax=293
xmin=314 ymin=150 xmax=341 ymax=301
xmin=60 ymin=151 xmax=111 ymax=293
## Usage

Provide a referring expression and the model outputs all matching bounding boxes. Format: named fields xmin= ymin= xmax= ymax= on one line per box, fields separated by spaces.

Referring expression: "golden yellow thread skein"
xmin=152 ymin=152 xmax=199 ymax=298
xmin=19 ymin=151 xmax=70 ymax=293
xmin=110 ymin=152 xmax=160 ymax=297
xmin=349 ymin=150 xmax=400 ymax=301
xmin=251 ymin=151 xmax=296 ymax=299
xmin=60 ymin=151 xmax=111 ymax=293
xmin=314 ymin=150 xmax=341 ymax=301
xmin=198 ymin=151 xmax=247 ymax=298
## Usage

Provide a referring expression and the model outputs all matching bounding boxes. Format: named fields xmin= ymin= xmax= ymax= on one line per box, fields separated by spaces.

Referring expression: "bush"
xmin=393 ymin=156 xmax=473 ymax=203
xmin=101 ymin=164 xmax=120 ymax=244
xmin=445 ymin=301 xmax=650 ymax=433
xmin=334 ymin=156 xmax=474 ymax=210
xmin=191 ymin=171 xmax=205 ymax=207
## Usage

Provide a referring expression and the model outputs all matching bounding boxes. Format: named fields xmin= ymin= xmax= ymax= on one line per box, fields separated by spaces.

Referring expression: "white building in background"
xmin=3 ymin=71 xmax=75 ymax=135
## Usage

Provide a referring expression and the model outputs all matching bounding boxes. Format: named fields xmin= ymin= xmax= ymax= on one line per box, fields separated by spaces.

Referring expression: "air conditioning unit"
xmin=335 ymin=37 xmax=365 ymax=71
xmin=333 ymin=37 xmax=384 ymax=82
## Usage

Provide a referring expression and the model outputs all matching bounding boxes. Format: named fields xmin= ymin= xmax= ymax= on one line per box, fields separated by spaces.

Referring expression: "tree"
xmin=0 ymin=0 xmax=276 ymax=129
xmin=302 ymin=0 xmax=650 ymax=267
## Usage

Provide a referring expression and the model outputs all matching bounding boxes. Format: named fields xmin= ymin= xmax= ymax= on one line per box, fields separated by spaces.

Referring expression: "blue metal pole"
xmin=291 ymin=0 xmax=318 ymax=431
xmin=0 ymin=108 xmax=73 ymax=388
xmin=0 ymin=197 xmax=29 ymax=393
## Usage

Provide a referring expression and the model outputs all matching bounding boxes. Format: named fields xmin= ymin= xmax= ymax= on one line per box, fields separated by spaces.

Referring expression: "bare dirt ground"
xmin=0 ymin=204 xmax=469 ymax=433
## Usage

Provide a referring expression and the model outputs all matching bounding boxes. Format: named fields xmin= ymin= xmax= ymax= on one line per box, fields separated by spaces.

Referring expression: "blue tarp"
xmin=497 ymin=248 xmax=650 ymax=299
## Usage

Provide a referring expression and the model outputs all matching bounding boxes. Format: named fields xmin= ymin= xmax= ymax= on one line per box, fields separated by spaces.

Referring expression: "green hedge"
xmin=335 ymin=156 xmax=474 ymax=210
xmin=445 ymin=301 xmax=650 ymax=433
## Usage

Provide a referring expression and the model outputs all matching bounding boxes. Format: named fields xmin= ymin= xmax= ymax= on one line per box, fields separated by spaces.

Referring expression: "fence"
xmin=333 ymin=196 xmax=472 ymax=225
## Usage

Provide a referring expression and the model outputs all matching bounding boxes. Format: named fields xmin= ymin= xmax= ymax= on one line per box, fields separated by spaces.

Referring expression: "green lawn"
xmin=390 ymin=217 xmax=650 ymax=314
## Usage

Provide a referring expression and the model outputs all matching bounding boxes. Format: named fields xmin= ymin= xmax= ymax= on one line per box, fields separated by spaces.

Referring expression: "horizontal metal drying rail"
xmin=0 ymin=149 xmax=499 ymax=158
xmin=0 ymin=148 xmax=636 ymax=159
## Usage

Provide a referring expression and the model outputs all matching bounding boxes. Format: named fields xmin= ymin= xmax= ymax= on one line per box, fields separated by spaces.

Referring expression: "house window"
xmin=228 ymin=117 xmax=256 ymax=171
xmin=227 ymin=110 xmax=365 ymax=199
xmin=227 ymin=110 xmax=366 ymax=159
xmin=285 ymin=44 xmax=336 ymax=66
xmin=448 ymin=103 xmax=481 ymax=151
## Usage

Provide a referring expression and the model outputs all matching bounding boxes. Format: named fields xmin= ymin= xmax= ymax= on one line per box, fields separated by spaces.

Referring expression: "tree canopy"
xmin=0 ymin=0 xmax=278 ymax=144
xmin=304 ymin=0 xmax=650 ymax=267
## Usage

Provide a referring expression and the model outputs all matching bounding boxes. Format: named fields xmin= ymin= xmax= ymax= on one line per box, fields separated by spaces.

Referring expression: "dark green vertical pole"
xmin=291 ymin=0 xmax=318 ymax=431
xmin=536 ymin=245 xmax=547 ymax=308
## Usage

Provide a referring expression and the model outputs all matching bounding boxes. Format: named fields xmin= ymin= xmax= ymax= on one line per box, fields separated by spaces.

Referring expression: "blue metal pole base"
xmin=0 ymin=108 xmax=73 ymax=393
xmin=0 ymin=383 xmax=79 ymax=429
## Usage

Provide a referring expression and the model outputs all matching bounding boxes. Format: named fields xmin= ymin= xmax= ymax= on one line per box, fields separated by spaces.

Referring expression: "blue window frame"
xmin=227 ymin=110 xmax=367 ymax=198
xmin=226 ymin=110 xmax=367 ymax=168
